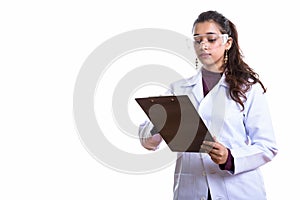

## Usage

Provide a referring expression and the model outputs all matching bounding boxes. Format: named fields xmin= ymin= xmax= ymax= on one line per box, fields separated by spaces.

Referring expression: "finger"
xmin=202 ymin=141 xmax=216 ymax=148
xmin=208 ymin=148 xmax=221 ymax=157
xmin=200 ymin=146 xmax=211 ymax=153
xmin=213 ymin=136 xmax=217 ymax=142
xmin=202 ymin=147 xmax=218 ymax=155
xmin=152 ymin=134 xmax=162 ymax=142
xmin=201 ymin=142 xmax=215 ymax=152
xmin=211 ymin=156 xmax=224 ymax=164
xmin=204 ymin=140 xmax=226 ymax=150
xmin=144 ymin=134 xmax=162 ymax=150
xmin=209 ymin=148 xmax=228 ymax=159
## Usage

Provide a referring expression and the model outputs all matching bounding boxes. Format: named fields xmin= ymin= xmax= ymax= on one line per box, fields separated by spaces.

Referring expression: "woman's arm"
xmin=231 ymin=83 xmax=278 ymax=174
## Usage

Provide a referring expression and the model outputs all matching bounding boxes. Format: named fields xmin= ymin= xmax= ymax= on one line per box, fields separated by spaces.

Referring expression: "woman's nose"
xmin=194 ymin=40 xmax=209 ymax=50
xmin=199 ymin=41 xmax=208 ymax=50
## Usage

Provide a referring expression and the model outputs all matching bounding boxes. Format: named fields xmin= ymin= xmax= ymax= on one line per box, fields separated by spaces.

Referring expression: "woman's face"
xmin=193 ymin=21 xmax=231 ymax=71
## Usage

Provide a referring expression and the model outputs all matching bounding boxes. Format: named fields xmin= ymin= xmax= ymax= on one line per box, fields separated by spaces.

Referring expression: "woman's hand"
xmin=142 ymin=134 xmax=162 ymax=151
xmin=201 ymin=137 xmax=228 ymax=164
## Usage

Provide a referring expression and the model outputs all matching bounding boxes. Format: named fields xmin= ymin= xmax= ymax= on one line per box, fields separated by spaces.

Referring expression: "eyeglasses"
xmin=193 ymin=33 xmax=228 ymax=48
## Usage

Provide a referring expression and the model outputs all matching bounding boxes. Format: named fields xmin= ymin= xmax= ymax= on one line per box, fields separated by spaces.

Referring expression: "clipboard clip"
xmin=149 ymin=97 xmax=175 ymax=103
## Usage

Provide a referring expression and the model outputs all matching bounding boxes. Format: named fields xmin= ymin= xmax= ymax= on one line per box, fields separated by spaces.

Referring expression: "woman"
xmin=138 ymin=10 xmax=278 ymax=200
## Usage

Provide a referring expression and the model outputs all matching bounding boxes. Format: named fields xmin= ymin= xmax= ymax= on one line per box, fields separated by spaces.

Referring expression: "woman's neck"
xmin=202 ymin=65 xmax=224 ymax=73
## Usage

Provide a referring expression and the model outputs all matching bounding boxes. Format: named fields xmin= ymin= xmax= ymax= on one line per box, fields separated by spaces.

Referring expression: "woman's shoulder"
xmin=244 ymin=81 xmax=268 ymax=108
xmin=246 ymin=80 xmax=266 ymax=95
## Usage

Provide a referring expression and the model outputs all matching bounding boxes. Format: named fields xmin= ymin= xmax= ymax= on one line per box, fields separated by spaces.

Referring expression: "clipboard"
xmin=135 ymin=95 xmax=214 ymax=152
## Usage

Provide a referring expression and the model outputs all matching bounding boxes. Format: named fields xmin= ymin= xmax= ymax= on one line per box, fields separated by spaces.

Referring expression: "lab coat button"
xmin=202 ymin=171 xmax=206 ymax=176
xmin=200 ymin=197 xmax=206 ymax=200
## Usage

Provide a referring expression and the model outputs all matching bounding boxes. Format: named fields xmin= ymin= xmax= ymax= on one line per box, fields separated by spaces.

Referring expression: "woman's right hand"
xmin=142 ymin=134 xmax=162 ymax=151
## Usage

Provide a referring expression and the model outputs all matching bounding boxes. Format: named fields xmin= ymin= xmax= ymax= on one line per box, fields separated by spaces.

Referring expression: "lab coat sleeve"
xmin=138 ymin=120 xmax=155 ymax=148
xmin=230 ymin=83 xmax=278 ymax=174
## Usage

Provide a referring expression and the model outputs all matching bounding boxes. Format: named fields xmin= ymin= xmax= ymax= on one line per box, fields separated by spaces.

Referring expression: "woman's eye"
xmin=208 ymin=38 xmax=217 ymax=43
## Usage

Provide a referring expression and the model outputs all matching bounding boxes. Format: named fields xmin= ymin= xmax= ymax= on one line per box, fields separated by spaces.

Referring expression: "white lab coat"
xmin=139 ymin=70 xmax=278 ymax=200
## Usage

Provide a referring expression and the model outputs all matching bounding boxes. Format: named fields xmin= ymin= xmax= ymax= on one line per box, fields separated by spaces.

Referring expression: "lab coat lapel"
xmin=197 ymin=74 xmax=228 ymax=138
xmin=180 ymin=71 xmax=228 ymax=138
xmin=191 ymin=80 xmax=204 ymax=106
xmin=190 ymin=71 xmax=204 ymax=106
xmin=179 ymin=70 xmax=204 ymax=107
xmin=188 ymin=70 xmax=228 ymax=105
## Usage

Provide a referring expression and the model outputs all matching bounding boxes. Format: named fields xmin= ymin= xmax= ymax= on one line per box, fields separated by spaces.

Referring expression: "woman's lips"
xmin=199 ymin=53 xmax=211 ymax=58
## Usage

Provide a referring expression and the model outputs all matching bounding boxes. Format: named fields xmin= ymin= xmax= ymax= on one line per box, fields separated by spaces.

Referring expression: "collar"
xmin=181 ymin=69 xmax=228 ymax=88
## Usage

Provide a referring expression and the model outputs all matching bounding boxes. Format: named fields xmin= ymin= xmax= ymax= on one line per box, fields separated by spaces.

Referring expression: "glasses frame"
xmin=193 ymin=33 xmax=229 ymax=46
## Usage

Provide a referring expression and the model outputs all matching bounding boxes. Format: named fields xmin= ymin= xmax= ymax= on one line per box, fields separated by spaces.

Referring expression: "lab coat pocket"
xmin=224 ymin=169 xmax=266 ymax=199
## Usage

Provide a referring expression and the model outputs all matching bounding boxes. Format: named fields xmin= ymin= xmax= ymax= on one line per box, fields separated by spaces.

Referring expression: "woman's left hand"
xmin=201 ymin=137 xmax=228 ymax=165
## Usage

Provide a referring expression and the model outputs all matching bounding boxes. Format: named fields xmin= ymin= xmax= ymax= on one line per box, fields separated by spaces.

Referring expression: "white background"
xmin=1 ymin=0 xmax=299 ymax=199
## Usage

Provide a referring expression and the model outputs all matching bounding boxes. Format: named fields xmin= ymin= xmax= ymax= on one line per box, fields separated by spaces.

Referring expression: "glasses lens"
xmin=206 ymin=34 xmax=219 ymax=43
xmin=193 ymin=34 xmax=220 ymax=44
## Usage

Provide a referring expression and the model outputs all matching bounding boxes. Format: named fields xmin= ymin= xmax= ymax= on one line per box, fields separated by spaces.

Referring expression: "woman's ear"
xmin=225 ymin=37 xmax=233 ymax=50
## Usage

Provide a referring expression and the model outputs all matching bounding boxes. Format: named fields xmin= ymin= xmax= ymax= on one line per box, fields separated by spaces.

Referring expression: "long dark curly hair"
xmin=193 ymin=10 xmax=266 ymax=110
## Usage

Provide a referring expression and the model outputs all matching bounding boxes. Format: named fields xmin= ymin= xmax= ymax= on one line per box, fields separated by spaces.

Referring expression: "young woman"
xmin=138 ymin=10 xmax=278 ymax=200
